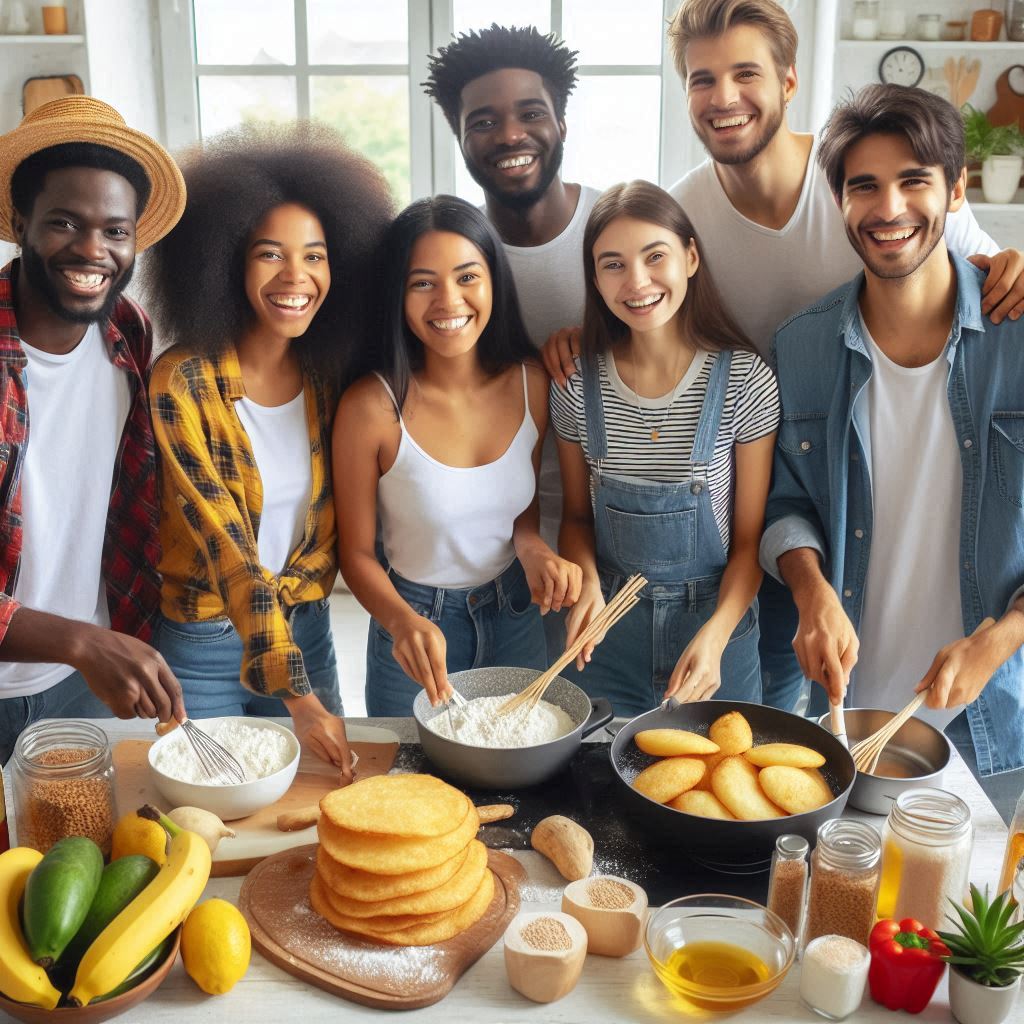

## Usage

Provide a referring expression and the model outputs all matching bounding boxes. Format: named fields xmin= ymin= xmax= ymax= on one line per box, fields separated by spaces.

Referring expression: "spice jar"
xmin=803 ymin=819 xmax=881 ymax=949
xmin=917 ymin=13 xmax=942 ymax=39
xmin=12 ymin=721 xmax=115 ymax=855
xmin=767 ymin=834 xmax=808 ymax=941
xmin=877 ymin=788 xmax=973 ymax=933
xmin=800 ymin=934 xmax=870 ymax=1020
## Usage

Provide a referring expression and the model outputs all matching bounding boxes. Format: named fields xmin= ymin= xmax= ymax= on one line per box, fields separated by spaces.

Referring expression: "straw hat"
xmin=0 ymin=96 xmax=186 ymax=251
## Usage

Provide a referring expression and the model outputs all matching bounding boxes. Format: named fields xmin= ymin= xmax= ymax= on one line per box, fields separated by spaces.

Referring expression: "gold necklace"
xmin=625 ymin=350 xmax=681 ymax=442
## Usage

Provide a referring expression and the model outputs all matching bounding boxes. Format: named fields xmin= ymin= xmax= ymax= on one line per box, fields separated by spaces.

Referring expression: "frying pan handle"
xmin=581 ymin=697 xmax=614 ymax=738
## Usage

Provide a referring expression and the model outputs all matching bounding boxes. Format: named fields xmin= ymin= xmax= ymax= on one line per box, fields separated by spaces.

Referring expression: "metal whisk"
xmin=179 ymin=719 xmax=247 ymax=784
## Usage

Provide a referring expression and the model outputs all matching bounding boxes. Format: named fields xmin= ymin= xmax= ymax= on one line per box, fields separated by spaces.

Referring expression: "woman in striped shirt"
xmin=551 ymin=180 xmax=780 ymax=716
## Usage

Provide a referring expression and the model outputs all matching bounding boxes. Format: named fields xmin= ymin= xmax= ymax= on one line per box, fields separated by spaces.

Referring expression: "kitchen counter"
xmin=2 ymin=717 xmax=1011 ymax=1023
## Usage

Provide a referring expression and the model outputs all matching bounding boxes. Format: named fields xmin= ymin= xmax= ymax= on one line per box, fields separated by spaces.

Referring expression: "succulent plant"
xmin=937 ymin=884 xmax=1024 ymax=988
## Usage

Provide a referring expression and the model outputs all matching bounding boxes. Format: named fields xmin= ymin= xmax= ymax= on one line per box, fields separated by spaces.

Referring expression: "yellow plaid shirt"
xmin=150 ymin=345 xmax=337 ymax=698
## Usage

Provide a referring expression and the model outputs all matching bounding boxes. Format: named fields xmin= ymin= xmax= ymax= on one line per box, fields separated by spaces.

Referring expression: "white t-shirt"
xmin=496 ymin=184 xmax=600 ymax=548
xmin=236 ymin=392 xmax=312 ymax=576
xmin=0 ymin=325 xmax=130 ymax=698
xmin=851 ymin=317 xmax=964 ymax=730
xmin=550 ymin=349 xmax=780 ymax=549
xmin=669 ymin=137 xmax=999 ymax=357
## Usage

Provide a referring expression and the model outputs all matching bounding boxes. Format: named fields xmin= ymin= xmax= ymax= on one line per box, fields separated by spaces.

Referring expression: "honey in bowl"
xmin=668 ymin=940 xmax=771 ymax=1006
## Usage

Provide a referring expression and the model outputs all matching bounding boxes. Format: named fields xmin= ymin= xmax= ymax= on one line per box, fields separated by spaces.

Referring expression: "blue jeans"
xmin=0 ymin=669 xmax=111 ymax=766
xmin=366 ymin=559 xmax=547 ymax=717
xmin=946 ymin=711 xmax=1023 ymax=826
xmin=561 ymin=573 xmax=762 ymax=718
xmin=757 ymin=573 xmax=807 ymax=713
xmin=155 ymin=598 xmax=343 ymax=717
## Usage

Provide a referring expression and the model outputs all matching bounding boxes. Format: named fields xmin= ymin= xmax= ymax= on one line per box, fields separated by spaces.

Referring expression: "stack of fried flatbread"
xmin=309 ymin=773 xmax=494 ymax=946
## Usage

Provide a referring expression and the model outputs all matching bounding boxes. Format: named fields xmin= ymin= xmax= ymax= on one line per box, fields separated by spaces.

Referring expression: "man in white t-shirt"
xmin=0 ymin=98 xmax=187 ymax=763
xmin=424 ymin=24 xmax=600 ymax=560
xmin=761 ymin=84 xmax=1024 ymax=821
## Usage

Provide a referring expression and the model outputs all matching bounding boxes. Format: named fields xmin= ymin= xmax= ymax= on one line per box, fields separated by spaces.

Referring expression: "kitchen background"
xmin=0 ymin=0 xmax=1020 ymax=714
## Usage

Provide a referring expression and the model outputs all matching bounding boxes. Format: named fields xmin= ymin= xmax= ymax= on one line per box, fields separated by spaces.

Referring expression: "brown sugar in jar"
xmin=12 ymin=721 xmax=115 ymax=855
xmin=804 ymin=819 xmax=881 ymax=949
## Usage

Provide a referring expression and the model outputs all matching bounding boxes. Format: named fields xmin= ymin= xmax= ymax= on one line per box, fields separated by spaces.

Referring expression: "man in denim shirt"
xmin=760 ymin=84 xmax=1024 ymax=821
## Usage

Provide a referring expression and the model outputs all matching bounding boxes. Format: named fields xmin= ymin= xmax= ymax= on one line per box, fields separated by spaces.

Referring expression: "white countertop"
xmin=1 ymin=717 xmax=1012 ymax=1023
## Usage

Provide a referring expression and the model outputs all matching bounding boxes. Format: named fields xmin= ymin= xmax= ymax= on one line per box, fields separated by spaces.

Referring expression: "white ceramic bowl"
xmin=147 ymin=717 xmax=300 ymax=821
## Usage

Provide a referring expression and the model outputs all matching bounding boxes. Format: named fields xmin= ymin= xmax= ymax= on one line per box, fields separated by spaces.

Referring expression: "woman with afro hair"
xmin=144 ymin=122 xmax=393 ymax=772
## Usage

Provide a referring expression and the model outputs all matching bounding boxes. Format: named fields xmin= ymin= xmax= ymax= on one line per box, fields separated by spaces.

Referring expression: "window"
xmin=164 ymin=1 xmax=693 ymax=203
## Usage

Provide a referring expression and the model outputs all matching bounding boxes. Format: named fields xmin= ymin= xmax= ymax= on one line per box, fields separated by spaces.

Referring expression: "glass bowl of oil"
xmin=643 ymin=894 xmax=795 ymax=1014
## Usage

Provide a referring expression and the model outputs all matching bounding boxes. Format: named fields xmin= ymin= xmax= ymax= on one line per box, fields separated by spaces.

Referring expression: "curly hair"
xmin=142 ymin=121 xmax=394 ymax=383
xmin=423 ymin=24 xmax=578 ymax=135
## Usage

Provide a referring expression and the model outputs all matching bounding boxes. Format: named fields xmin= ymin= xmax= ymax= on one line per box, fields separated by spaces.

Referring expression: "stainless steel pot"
xmin=815 ymin=707 xmax=952 ymax=816
xmin=609 ymin=700 xmax=855 ymax=871
xmin=413 ymin=666 xmax=613 ymax=789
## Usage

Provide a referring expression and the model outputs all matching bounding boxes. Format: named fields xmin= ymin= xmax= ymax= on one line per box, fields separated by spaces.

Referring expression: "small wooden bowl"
xmin=0 ymin=930 xmax=180 ymax=1024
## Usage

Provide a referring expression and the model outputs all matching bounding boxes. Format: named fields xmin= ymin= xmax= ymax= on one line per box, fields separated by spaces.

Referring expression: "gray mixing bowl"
xmin=413 ymin=666 xmax=613 ymax=789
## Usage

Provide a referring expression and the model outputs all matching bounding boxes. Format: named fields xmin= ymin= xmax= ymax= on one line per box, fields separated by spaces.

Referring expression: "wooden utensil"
xmin=499 ymin=574 xmax=647 ymax=716
xmin=238 ymin=844 xmax=525 ymax=1010
xmin=829 ymin=702 xmax=849 ymax=750
xmin=851 ymin=616 xmax=995 ymax=775
xmin=277 ymin=801 xmax=516 ymax=833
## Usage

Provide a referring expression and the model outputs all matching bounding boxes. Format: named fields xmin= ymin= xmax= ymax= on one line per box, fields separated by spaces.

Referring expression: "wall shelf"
xmin=837 ymin=39 xmax=1024 ymax=50
xmin=0 ymin=34 xmax=84 ymax=44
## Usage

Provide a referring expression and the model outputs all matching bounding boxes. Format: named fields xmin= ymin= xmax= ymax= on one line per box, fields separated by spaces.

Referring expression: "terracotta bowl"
xmin=0 ymin=929 xmax=180 ymax=1024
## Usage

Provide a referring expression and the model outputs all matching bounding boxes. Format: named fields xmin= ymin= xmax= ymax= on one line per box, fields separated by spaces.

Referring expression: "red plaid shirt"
xmin=0 ymin=260 xmax=161 ymax=644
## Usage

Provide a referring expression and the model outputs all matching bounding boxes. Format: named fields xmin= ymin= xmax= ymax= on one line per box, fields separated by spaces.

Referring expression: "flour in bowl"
xmin=153 ymin=720 xmax=293 ymax=784
xmin=426 ymin=695 xmax=575 ymax=748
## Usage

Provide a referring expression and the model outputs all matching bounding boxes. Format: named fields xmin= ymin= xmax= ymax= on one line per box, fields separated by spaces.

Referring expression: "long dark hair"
xmin=581 ymin=180 xmax=755 ymax=357
xmin=379 ymin=195 xmax=534 ymax=410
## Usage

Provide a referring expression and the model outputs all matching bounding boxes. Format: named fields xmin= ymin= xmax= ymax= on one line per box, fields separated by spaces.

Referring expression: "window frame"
xmin=157 ymin=0 xmax=702 ymax=198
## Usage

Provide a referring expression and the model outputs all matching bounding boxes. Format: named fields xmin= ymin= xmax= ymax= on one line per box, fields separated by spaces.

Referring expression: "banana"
xmin=0 ymin=847 xmax=61 ymax=1008
xmin=69 ymin=828 xmax=211 ymax=1006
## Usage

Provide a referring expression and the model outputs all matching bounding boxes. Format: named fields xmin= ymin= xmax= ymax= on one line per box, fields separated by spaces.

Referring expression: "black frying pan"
xmin=609 ymin=699 xmax=855 ymax=872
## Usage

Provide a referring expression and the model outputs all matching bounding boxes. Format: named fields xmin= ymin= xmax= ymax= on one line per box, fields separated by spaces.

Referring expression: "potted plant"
xmin=938 ymin=884 xmax=1024 ymax=1024
xmin=963 ymin=105 xmax=1024 ymax=204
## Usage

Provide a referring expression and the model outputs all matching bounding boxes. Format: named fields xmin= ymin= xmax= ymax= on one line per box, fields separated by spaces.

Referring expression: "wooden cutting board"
xmin=112 ymin=725 xmax=400 ymax=877
xmin=238 ymin=844 xmax=525 ymax=1010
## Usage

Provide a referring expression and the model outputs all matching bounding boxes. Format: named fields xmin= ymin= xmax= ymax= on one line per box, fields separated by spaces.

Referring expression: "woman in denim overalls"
xmin=553 ymin=182 xmax=780 ymax=717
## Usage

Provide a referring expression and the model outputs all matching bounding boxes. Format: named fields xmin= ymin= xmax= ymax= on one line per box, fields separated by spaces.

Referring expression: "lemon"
xmin=181 ymin=899 xmax=251 ymax=995
xmin=111 ymin=812 xmax=168 ymax=864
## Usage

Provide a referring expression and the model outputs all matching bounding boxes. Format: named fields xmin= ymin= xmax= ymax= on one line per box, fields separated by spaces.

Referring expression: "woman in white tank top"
xmin=334 ymin=197 xmax=582 ymax=715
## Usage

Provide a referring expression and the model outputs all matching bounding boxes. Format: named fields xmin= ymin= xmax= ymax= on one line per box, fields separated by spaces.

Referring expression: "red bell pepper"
xmin=868 ymin=918 xmax=949 ymax=1014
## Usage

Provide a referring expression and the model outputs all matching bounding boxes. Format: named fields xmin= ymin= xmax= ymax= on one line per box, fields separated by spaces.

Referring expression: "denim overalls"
xmin=561 ymin=350 xmax=762 ymax=717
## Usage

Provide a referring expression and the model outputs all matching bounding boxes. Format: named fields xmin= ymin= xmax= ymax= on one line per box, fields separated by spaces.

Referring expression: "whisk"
xmin=848 ymin=616 xmax=995 ymax=775
xmin=156 ymin=719 xmax=247 ymax=784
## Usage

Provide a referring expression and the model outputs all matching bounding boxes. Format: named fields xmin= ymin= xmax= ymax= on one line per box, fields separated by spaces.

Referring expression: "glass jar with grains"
xmin=877 ymin=788 xmax=973 ymax=932
xmin=803 ymin=819 xmax=881 ymax=949
xmin=12 ymin=721 xmax=115 ymax=855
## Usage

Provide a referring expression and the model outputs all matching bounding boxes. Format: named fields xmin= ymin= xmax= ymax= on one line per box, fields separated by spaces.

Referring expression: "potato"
xmin=758 ymin=766 xmax=831 ymax=814
xmin=668 ymin=789 xmax=737 ymax=820
xmin=711 ymin=755 xmax=785 ymax=820
xmin=744 ymin=743 xmax=826 ymax=769
xmin=633 ymin=757 xmax=705 ymax=803
xmin=708 ymin=711 xmax=753 ymax=755
xmin=634 ymin=729 xmax=719 ymax=757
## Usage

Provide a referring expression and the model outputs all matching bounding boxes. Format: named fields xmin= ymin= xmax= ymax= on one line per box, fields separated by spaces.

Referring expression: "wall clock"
xmin=879 ymin=46 xmax=926 ymax=88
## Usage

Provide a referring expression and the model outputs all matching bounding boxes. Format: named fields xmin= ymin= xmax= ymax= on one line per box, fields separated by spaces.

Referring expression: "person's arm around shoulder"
xmin=540 ymin=326 xmax=581 ymax=388
xmin=332 ymin=374 xmax=452 ymax=706
xmin=512 ymin=362 xmax=582 ymax=615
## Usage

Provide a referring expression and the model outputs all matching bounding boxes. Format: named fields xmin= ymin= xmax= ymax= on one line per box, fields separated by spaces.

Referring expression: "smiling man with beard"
xmin=0 ymin=97 xmax=187 ymax=762
xmin=424 ymin=24 xmax=599 ymax=560
xmin=761 ymin=85 xmax=1024 ymax=822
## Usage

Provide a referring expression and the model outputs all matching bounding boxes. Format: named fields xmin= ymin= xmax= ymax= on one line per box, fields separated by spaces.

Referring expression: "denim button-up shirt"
xmin=760 ymin=255 xmax=1024 ymax=776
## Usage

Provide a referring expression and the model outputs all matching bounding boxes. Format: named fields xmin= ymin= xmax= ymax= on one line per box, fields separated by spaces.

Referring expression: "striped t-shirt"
xmin=549 ymin=348 xmax=780 ymax=549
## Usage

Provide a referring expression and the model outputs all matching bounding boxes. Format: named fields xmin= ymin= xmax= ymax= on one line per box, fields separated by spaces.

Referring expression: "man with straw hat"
xmin=0 ymin=96 xmax=187 ymax=763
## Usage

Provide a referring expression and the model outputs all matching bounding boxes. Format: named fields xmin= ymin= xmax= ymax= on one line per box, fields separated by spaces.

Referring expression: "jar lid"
xmin=777 ymin=834 xmax=809 ymax=857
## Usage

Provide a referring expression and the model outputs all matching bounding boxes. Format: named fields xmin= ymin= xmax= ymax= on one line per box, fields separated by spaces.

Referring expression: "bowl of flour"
xmin=148 ymin=717 xmax=300 ymax=820
xmin=413 ymin=667 xmax=613 ymax=790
